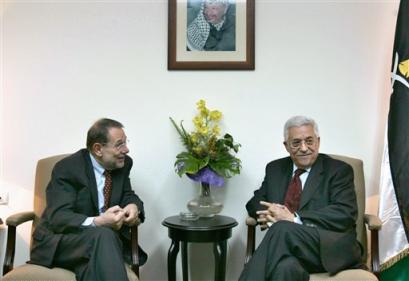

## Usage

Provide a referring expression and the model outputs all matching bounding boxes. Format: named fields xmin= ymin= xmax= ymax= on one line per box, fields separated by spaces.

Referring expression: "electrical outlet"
xmin=0 ymin=192 xmax=9 ymax=205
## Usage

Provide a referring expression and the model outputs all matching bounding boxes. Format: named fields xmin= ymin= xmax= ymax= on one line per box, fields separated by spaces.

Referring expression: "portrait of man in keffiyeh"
xmin=187 ymin=0 xmax=236 ymax=51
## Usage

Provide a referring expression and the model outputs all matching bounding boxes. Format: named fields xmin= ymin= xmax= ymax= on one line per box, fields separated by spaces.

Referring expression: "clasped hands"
xmin=257 ymin=201 xmax=295 ymax=230
xmin=94 ymin=204 xmax=140 ymax=230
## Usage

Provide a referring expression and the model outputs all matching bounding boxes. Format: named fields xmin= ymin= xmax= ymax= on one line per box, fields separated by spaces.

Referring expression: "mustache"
xmin=296 ymin=152 xmax=313 ymax=156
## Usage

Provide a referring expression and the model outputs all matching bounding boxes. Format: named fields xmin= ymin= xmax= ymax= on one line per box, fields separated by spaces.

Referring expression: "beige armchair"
xmin=1 ymin=154 xmax=141 ymax=281
xmin=245 ymin=154 xmax=382 ymax=281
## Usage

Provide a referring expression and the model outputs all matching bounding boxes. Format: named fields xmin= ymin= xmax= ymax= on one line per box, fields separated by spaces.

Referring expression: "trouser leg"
xmin=271 ymin=256 xmax=309 ymax=281
xmin=53 ymin=226 xmax=129 ymax=281
xmin=239 ymin=221 xmax=325 ymax=281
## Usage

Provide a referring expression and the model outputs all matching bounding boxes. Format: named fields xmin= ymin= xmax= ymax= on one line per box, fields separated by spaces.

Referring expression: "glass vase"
xmin=187 ymin=182 xmax=223 ymax=217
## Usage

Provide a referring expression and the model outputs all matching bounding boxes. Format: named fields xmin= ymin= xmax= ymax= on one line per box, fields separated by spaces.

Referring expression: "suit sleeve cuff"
xmin=82 ymin=217 xmax=96 ymax=227
xmin=294 ymin=213 xmax=303 ymax=225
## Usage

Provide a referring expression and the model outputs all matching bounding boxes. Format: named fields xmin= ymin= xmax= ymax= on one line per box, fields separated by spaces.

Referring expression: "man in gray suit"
xmin=29 ymin=118 xmax=146 ymax=281
xmin=239 ymin=116 xmax=363 ymax=281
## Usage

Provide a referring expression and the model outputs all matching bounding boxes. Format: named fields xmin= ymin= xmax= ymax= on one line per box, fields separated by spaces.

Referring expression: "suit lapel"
xmin=278 ymin=158 xmax=294 ymax=203
xmin=82 ymin=150 xmax=99 ymax=211
xmin=299 ymin=155 xmax=324 ymax=210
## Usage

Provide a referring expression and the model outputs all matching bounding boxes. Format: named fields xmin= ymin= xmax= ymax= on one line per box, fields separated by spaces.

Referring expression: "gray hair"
xmin=283 ymin=116 xmax=320 ymax=141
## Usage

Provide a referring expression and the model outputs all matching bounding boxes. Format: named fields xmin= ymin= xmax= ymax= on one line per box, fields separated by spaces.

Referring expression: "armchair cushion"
xmin=310 ymin=270 xmax=378 ymax=281
xmin=2 ymin=264 xmax=139 ymax=281
xmin=2 ymin=264 xmax=75 ymax=281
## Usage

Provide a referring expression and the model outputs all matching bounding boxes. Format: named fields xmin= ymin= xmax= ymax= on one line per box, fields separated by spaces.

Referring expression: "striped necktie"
xmin=284 ymin=169 xmax=306 ymax=213
xmin=103 ymin=170 xmax=112 ymax=212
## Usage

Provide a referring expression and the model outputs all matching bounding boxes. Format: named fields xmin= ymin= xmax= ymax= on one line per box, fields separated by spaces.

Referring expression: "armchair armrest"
xmin=364 ymin=214 xmax=382 ymax=231
xmin=6 ymin=211 xmax=35 ymax=227
xmin=245 ymin=216 xmax=257 ymax=265
xmin=3 ymin=211 xmax=35 ymax=275
xmin=364 ymin=213 xmax=382 ymax=278
xmin=246 ymin=216 xmax=257 ymax=226
xmin=130 ymin=221 xmax=141 ymax=278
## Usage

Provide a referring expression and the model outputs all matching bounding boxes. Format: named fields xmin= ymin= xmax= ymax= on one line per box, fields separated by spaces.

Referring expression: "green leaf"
xmin=169 ymin=117 xmax=192 ymax=151
xmin=209 ymin=153 xmax=241 ymax=178
xmin=174 ymin=152 xmax=209 ymax=177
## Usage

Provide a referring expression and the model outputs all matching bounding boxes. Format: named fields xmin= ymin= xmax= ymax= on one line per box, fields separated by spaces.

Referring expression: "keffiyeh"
xmin=187 ymin=0 xmax=228 ymax=51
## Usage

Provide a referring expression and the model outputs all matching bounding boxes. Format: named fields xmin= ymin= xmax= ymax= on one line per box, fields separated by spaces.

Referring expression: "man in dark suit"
xmin=29 ymin=118 xmax=146 ymax=281
xmin=239 ymin=116 xmax=363 ymax=281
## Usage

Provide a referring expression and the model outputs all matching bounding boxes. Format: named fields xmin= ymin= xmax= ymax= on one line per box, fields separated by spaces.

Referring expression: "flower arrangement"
xmin=170 ymin=100 xmax=241 ymax=187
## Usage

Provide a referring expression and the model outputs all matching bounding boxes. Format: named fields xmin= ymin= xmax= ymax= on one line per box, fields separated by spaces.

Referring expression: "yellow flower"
xmin=196 ymin=99 xmax=206 ymax=110
xmin=193 ymin=146 xmax=201 ymax=155
xmin=212 ymin=125 xmax=221 ymax=136
xmin=191 ymin=133 xmax=199 ymax=144
xmin=196 ymin=100 xmax=210 ymax=117
xmin=193 ymin=116 xmax=203 ymax=129
xmin=200 ymin=107 xmax=209 ymax=118
xmin=198 ymin=126 xmax=208 ymax=135
xmin=209 ymin=110 xmax=222 ymax=121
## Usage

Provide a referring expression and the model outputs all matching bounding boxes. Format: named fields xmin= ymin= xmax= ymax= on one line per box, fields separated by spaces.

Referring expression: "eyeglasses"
xmin=103 ymin=139 xmax=130 ymax=151
xmin=287 ymin=137 xmax=316 ymax=150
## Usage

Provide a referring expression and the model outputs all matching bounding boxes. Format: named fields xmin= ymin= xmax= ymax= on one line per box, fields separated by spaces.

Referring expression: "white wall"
xmin=0 ymin=0 xmax=399 ymax=280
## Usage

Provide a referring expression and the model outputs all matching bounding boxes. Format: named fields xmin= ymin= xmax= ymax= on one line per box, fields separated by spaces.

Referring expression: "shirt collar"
xmin=89 ymin=153 xmax=105 ymax=176
xmin=292 ymin=164 xmax=311 ymax=174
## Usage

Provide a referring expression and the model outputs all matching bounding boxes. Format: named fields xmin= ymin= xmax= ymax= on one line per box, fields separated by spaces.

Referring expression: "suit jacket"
xmin=246 ymin=153 xmax=362 ymax=274
xmin=29 ymin=149 xmax=146 ymax=268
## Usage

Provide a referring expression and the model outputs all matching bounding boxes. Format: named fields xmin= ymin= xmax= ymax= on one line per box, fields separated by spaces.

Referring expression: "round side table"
xmin=162 ymin=215 xmax=238 ymax=281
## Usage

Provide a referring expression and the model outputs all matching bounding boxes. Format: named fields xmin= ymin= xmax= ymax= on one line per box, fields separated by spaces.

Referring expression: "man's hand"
xmin=256 ymin=213 xmax=269 ymax=230
xmin=256 ymin=201 xmax=277 ymax=228
xmin=256 ymin=201 xmax=295 ymax=226
xmin=94 ymin=205 xmax=126 ymax=230
xmin=123 ymin=203 xmax=140 ymax=226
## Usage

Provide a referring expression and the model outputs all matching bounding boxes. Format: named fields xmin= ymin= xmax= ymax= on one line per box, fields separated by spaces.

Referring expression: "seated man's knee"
xmin=87 ymin=227 xmax=124 ymax=254
xmin=276 ymin=256 xmax=302 ymax=270
xmin=268 ymin=220 xmax=298 ymax=236
xmin=273 ymin=256 xmax=308 ymax=281
xmin=89 ymin=226 xmax=119 ymax=242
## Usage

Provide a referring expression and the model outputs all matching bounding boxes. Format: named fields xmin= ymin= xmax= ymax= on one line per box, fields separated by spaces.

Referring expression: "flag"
xmin=379 ymin=1 xmax=409 ymax=280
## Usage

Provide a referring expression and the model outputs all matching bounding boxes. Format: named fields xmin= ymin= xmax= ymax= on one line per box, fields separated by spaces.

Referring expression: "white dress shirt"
xmin=82 ymin=153 xmax=108 ymax=226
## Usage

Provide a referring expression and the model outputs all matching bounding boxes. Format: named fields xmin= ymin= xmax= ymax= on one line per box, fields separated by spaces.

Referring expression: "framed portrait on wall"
xmin=168 ymin=0 xmax=255 ymax=70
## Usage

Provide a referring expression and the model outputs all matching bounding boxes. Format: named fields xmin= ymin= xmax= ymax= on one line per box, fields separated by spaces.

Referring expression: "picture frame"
xmin=168 ymin=0 xmax=255 ymax=70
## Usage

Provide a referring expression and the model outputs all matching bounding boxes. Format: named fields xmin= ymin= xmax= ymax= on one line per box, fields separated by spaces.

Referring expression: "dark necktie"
xmin=103 ymin=170 xmax=112 ymax=212
xmin=284 ymin=169 xmax=306 ymax=213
